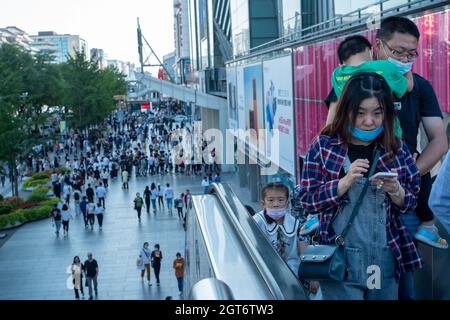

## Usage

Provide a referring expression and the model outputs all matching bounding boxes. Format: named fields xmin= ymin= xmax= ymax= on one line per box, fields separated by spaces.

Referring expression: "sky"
xmin=0 ymin=0 xmax=175 ymax=73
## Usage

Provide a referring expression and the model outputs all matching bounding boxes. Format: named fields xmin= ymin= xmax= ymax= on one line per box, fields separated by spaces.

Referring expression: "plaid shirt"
xmin=299 ymin=134 xmax=423 ymax=276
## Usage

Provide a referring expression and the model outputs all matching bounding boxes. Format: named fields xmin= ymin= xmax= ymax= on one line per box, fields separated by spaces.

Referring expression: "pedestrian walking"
xmin=61 ymin=204 xmax=73 ymax=236
xmin=63 ymin=183 xmax=72 ymax=205
xmin=122 ymin=169 xmax=129 ymax=189
xmin=151 ymin=244 xmax=163 ymax=286
xmin=86 ymin=184 xmax=94 ymax=203
xmin=51 ymin=204 xmax=62 ymax=236
xmin=143 ymin=186 xmax=151 ymax=214
xmin=95 ymin=202 xmax=105 ymax=230
xmin=164 ymin=183 xmax=174 ymax=214
xmin=137 ymin=242 xmax=152 ymax=286
xmin=73 ymin=189 xmax=81 ymax=216
xmin=201 ymin=177 xmax=209 ymax=194
xmin=80 ymin=196 xmax=89 ymax=228
xmin=157 ymin=184 xmax=164 ymax=210
xmin=96 ymin=183 xmax=106 ymax=209
xmin=72 ymin=256 xmax=85 ymax=300
xmin=173 ymin=252 xmax=185 ymax=296
xmin=134 ymin=192 xmax=144 ymax=222
xmin=150 ymin=183 xmax=158 ymax=214
xmin=86 ymin=200 xmax=96 ymax=230
xmin=84 ymin=253 xmax=99 ymax=300
xmin=175 ymin=193 xmax=184 ymax=220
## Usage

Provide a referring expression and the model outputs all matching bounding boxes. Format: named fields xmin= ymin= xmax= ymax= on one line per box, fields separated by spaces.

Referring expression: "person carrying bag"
xmin=298 ymin=151 xmax=380 ymax=282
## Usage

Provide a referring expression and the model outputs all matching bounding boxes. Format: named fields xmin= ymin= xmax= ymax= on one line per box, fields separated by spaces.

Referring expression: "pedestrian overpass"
xmin=127 ymin=71 xmax=227 ymax=111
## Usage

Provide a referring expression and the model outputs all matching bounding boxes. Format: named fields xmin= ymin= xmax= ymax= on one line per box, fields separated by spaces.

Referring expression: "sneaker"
xmin=148 ymin=281 xmax=152 ymax=286
xmin=89 ymin=296 xmax=93 ymax=300
xmin=178 ymin=291 xmax=183 ymax=296
xmin=414 ymin=225 xmax=448 ymax=249
xmin=95 ymin=290 xmax=98 ymax=296
xmin=157 ymin=283 xmax=160 ymax=287
xmin=300 ymin=214 xmax=319 ymax=236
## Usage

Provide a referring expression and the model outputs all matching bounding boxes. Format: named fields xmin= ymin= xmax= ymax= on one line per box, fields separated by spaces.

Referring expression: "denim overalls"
xmin=320 ymin=156 xmax=398 ymax=300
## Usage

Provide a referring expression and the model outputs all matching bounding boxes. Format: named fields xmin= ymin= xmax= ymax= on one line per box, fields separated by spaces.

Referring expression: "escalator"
xmin=185 ymin=183 xmax=307 ymax=300
xmin=185 ymin=183 xmax=450 ymax=300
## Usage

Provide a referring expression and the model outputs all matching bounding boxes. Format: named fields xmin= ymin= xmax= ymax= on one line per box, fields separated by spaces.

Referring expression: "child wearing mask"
xmin=253 ymin=182 xmax=320 ymax=299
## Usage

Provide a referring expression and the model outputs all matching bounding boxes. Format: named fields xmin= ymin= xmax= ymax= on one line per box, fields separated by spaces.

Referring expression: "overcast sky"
xmin=0 ymin=0 xmax=175 ymax=73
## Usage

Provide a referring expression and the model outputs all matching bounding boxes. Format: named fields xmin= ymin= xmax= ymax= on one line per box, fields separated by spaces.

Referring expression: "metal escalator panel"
xmin=209 ymin=183 xmax=307 ymax=300
xmin=191 ymin=194 xmax=277 ymax=299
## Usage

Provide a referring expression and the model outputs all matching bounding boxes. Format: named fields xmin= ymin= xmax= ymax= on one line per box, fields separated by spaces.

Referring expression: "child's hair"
xmin=337 ymin=35 xmax=372 ymax=64
xmin=261 ymin=182 xmax=289 ymax=201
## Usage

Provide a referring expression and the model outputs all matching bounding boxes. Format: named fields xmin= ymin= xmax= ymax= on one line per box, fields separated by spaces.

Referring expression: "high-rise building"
xmin=30 ymin=31 xmax=88 ymax=63
xmin=90 ymin=48 xmax=107 ymax=69
xmin=187 ymin=0 xmax=233 ymax=95
xmin=162 ymin=51 xmax=176 ymax=80
xmin=174 ymin=0 xmax=191 ymax=84
xmin=0 ymin=26 xmax=38 ymax=53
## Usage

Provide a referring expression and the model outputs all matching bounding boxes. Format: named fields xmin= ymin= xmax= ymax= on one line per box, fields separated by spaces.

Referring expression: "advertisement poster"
xmin=263 ymin=55 xmax=295 ymax=176
xmin=226 ymin=67 xmax=238 ymax=130
xmin=243 ymin=63 xmax=264 ymax=153
xmin=236 ymin=65 xmax=246 ymax=132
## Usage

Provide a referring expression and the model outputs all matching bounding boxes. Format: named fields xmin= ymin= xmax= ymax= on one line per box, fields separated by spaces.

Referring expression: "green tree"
xmin=61 ymin=52 xmax=126 ymax=129
xmin=0 ymin=44 xmax=36 ymax=196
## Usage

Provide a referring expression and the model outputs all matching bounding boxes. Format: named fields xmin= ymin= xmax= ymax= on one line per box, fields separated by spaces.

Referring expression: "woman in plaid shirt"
xmin=299 ymin=72 xmax=422 ymax=300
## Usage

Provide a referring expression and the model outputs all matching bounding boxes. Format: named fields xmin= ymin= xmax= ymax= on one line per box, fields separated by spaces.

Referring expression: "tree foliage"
xmin=61 ymin=51 xmax=126 ymax=128
xmin=0 ymin=43 xmax=126 ymax=195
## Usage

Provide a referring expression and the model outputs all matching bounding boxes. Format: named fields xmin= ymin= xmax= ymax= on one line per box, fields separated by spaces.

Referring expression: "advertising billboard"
xmin=226 ymin=66 xmax=238 ymax=130
xmin=263 ymin=55 xmax=295 ymax=176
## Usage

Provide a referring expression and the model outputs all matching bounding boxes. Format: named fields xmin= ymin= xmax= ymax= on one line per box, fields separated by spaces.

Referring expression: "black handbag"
xmin=298 ymin=150 xmax=380 ymax=282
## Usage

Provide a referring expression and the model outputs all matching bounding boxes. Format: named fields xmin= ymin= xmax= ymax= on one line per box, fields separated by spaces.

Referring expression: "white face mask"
xmin=266 ymin=207 xmax=287 ymax=220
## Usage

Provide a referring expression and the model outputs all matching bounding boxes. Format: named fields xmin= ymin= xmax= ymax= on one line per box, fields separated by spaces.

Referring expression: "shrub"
xmin=23 ymin=205 xmax=51 ymax=221
xmin=27 ymin=193 xmax=48 ymax=202
xmin=0 ymin=215 xmax=8 ymax=228
xmin=0 ymin=194 xmax=3 ymax=201
xmin=23 ymin=178 xmax=50 ymax=189
xmin=31 ymin=172 xmax=51 ymax=180
xmin=41 ymin=197 xmax=59 ymax=207
xmin=0 ymin=197 xmax=23 ymax=209
xmin=32 ymin=187 xmax=51 ymax=195
xmin=0 ymin=204 xmax=13 ymax=215
xmin=15 ymin=200 xmax=40 ymax=210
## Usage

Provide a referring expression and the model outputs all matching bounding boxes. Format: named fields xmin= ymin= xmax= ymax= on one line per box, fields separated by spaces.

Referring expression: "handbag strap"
xmin=335 ymin=149 xmax=380 ymax=245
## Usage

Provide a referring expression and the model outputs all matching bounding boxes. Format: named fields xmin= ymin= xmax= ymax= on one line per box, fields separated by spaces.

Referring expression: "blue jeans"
xmin=167 ymin=198 xmax=173 ymax=209
xmin=177 ymin=276 xmax=184 ymax=292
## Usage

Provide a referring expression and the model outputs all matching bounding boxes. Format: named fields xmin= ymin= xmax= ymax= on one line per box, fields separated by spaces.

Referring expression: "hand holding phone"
xmin=369 ymin=172 xmax=398 ymax=180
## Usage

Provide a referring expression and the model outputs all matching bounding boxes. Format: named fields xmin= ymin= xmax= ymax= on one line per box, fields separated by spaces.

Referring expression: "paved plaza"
xmin=0 ymin=171 xmax=260 ymax=300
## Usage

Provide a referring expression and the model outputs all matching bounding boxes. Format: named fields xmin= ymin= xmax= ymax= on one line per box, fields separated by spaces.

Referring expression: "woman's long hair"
xmin=322 ymin=72 xmax=400 ymax=158
xmin=73 ymin=256 xmax=80 ymax=264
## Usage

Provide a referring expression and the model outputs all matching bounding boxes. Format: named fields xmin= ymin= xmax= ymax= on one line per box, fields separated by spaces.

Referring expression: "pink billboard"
xmin=294 ymin=9 xmax=450 ymax=182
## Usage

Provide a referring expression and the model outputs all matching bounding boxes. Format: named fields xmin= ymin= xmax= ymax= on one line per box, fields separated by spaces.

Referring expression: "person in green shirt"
xmin=331 ymin=35 xmax=414 ymax=137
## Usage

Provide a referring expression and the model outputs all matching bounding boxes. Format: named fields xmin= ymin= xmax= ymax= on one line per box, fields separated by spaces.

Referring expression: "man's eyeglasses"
xmin=382 ymin=41 xmax=418 ymax=61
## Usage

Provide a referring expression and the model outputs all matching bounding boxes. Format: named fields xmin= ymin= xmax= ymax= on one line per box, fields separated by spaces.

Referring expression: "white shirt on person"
xmin=253 ymin=210 xmax=301 ymax=274
xmin=94 ymin=206 xmax=105 ymax=215
xmin=96 ymin=186 xmax=106 ymax=198
xmin=86 ymin=203 xmax=96 ymax=215
xmin=61 ymin=209 xmax=72 ymax=221
xmin=164 ymin=187 xmax=174 ymax=199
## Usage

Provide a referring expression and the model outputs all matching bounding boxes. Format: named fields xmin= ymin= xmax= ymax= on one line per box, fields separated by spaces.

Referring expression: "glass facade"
xmin=282 ymin=0 xmax=302 ymax=39
xmin=230 ymin=0 xmax=250 ymax=56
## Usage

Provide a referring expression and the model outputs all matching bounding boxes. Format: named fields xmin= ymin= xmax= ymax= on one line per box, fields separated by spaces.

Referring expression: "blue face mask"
xmin=388 ymin=57 xmax=413 ymax=74
xmin=348 ymin=125 xmax=384 ymax=142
